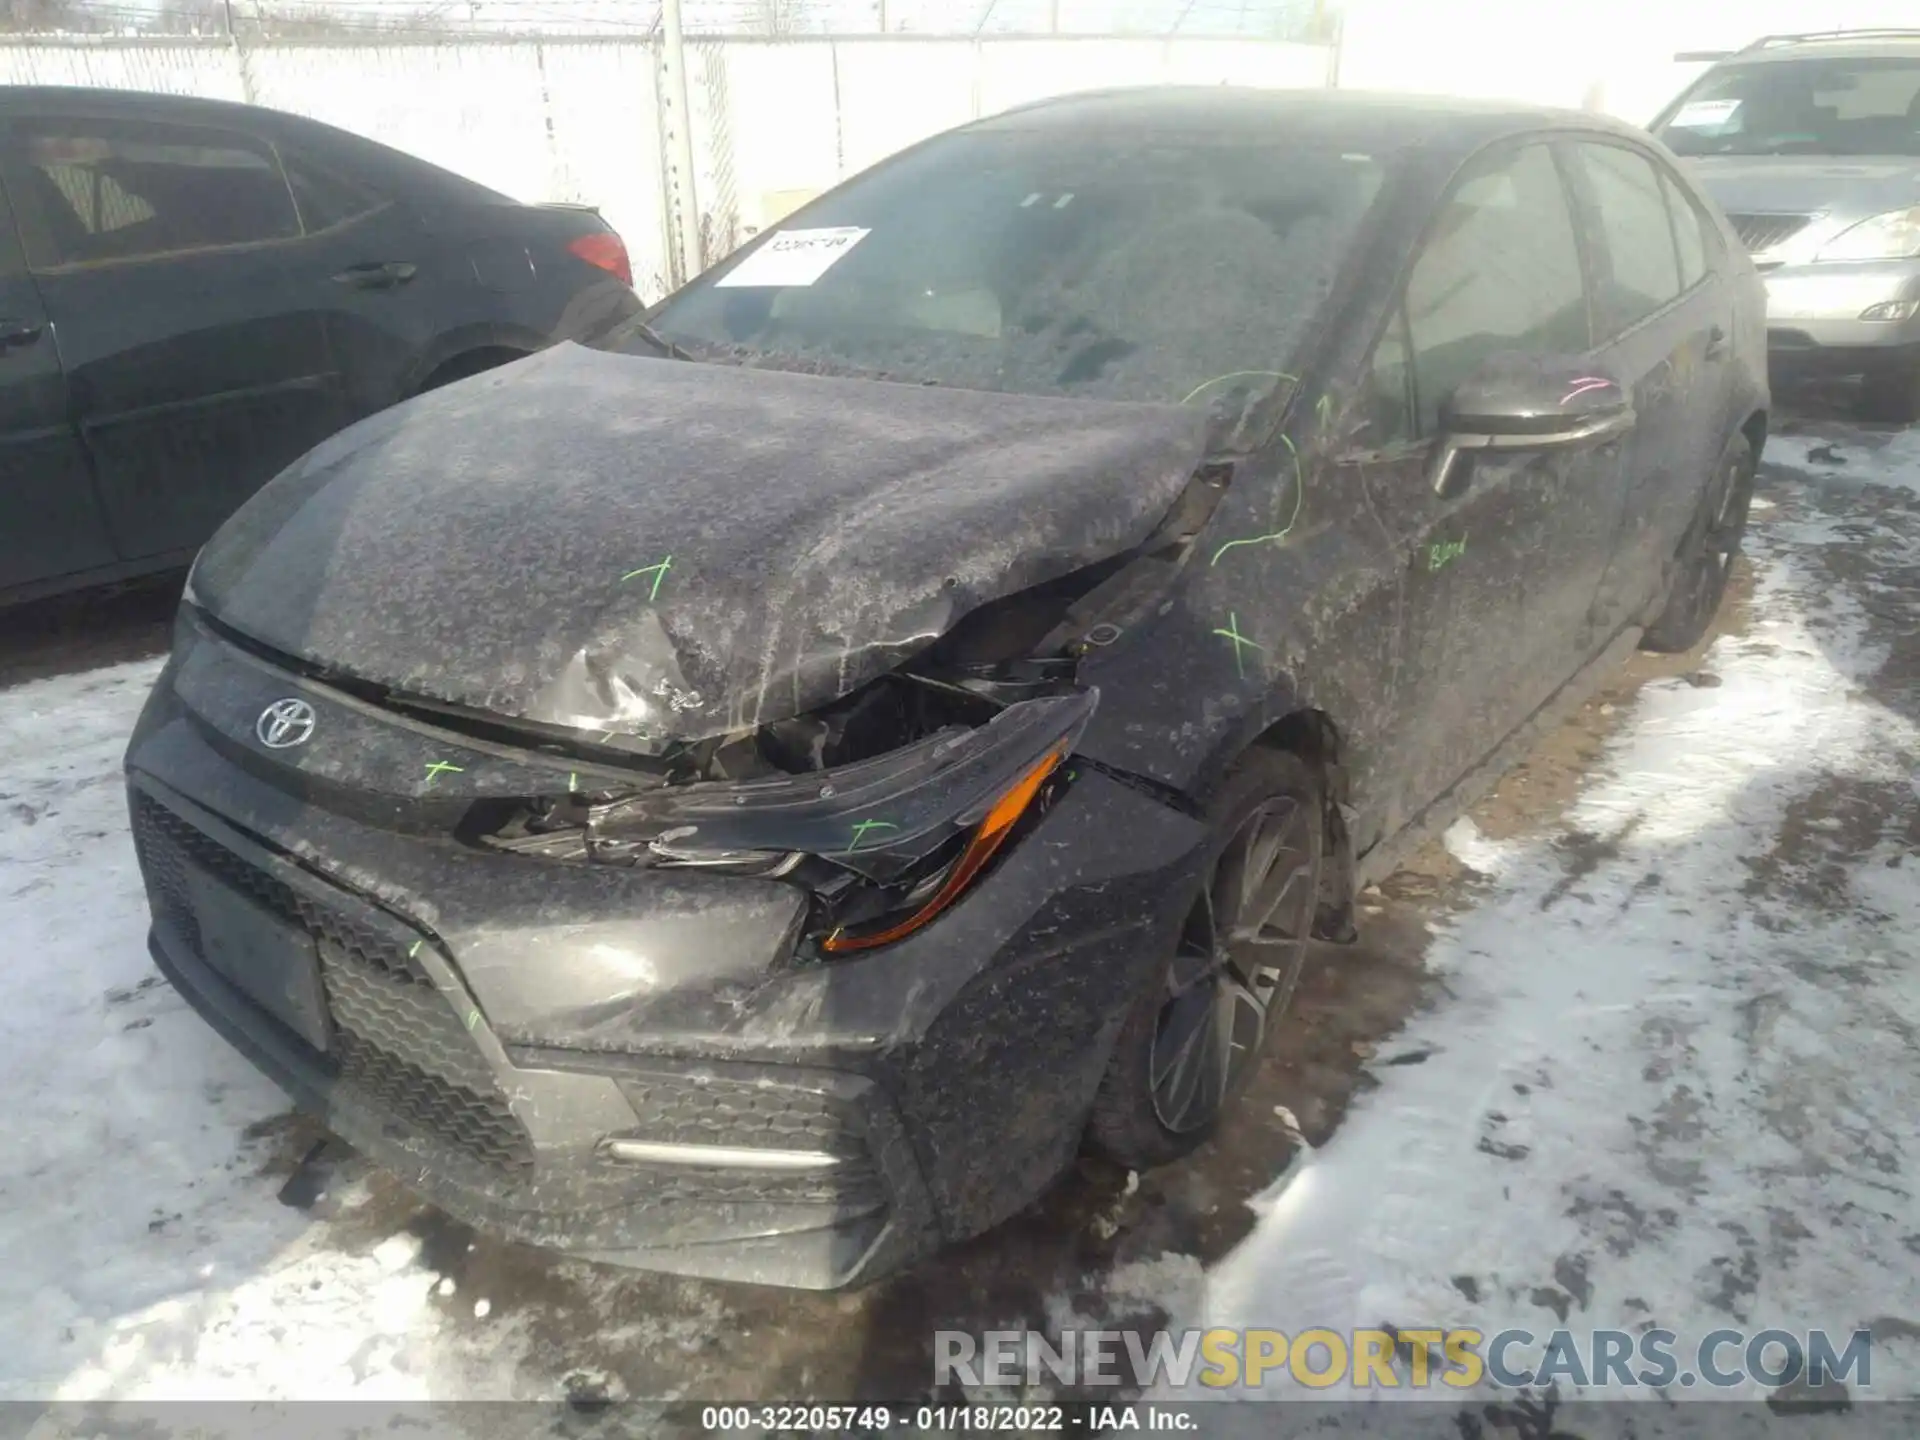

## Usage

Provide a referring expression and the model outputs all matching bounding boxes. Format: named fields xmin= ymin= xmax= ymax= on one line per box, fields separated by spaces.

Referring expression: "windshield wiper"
xmin=624 ymin=318 xmax=697 ymax=362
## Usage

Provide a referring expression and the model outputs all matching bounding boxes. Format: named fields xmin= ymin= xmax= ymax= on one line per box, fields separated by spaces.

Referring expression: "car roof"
xmin=0 ymin=83 xmax=307 ymax=127
xmin=966 ymin=84 xmax=1646 ymax=157
xmin=0 ymin=84 xmax=506 ymax=200
xmin=1719 ymin=35 xmax=1920 ymax=64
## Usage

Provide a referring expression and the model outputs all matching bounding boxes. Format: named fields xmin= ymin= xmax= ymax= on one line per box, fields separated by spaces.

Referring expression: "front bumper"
xmin=125 ymin=639 xmax=1208 ymax=1287
xmin=1764 ymin=258 xmax=1920 ymax=359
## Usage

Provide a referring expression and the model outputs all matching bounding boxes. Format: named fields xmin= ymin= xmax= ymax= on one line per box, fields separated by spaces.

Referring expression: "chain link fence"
xmin=1 ymin=30 xmax=1333 ymax=297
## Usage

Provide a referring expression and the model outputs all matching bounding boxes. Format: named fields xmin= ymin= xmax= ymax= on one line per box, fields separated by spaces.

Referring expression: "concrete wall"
xmin=2 ymin=33 xmax=1332 ymax=298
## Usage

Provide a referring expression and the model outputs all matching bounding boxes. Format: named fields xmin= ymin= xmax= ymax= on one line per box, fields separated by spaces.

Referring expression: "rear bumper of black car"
xmin=126 ymin=669 xmax=1208 ymax=1287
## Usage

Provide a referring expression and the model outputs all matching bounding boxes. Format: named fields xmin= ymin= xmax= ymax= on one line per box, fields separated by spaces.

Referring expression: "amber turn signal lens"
xmin=822 ymin=744 xmax=1068 ymax=954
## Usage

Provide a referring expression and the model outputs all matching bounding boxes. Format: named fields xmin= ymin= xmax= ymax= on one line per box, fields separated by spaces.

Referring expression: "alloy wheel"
xmin=1685 ymin=449 xmax=1752 ymax=611
xmin=1148 ymin=795 xmax=1317 ymax=1135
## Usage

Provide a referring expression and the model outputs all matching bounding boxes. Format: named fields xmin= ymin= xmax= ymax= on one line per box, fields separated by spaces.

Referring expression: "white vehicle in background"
xmin=1651 ymin=29 xmax=1920 ymax=422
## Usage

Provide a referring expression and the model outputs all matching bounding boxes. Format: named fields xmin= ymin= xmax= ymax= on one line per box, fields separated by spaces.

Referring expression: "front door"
xmin=0 ymin=176 xmax=112 ymax=593
xmin=1348 ymin=140 xmax=1630 ymax=835
xmin=1 ymin=109 xmax=348 ymax=565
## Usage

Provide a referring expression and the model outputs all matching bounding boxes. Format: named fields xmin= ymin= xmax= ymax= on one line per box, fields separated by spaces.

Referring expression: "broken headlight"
xmin=477 ymin=685 xmax=1097 ymax=956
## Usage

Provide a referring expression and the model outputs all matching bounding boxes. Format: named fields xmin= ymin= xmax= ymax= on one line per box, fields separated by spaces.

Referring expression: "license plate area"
xmin=185 ymin=864 xmax=331 ymax=1054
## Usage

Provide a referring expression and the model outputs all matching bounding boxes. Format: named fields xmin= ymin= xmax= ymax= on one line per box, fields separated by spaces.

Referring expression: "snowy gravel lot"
xmin=1 ymin=413 xmax=1917 ymax=1419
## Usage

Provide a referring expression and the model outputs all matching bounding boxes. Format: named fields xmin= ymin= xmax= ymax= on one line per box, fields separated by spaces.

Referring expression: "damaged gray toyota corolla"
xmin=126 ymin=87 xmax=1768 ymax=1287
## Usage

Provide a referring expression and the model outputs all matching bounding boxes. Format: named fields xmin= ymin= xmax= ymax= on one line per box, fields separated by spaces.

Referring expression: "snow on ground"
xmin=1765 ymin=424 xmax=1920 ymax=497
xmin=2 ymin=439 xmax=1918 ymax=1409
xmin=0 ymin=663 xmax=531 ymax=1401
xmin=1181 ymin=463 xmax=1920 ymax=1407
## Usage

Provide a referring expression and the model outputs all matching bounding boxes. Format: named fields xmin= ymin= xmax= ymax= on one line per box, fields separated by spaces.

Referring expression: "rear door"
xmin=1 ymin=107 xmax=348 ymax=564
xmin=273 ymin=141 xmax=447 ymax=418
xmin=0 ymin=175 xmax=113 ymax=593
xmin=1349 ymin=139 xmax=1627 ymax=833
xmin=1563 ymin=138 xmax=1739 ymax=625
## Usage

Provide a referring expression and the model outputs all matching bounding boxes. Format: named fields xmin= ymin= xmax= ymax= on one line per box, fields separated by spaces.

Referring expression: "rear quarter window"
xmin=281 ymin=150 xmax=387 ymax=233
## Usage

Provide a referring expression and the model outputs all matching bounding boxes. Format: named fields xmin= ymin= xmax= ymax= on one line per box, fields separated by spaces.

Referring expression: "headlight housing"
xmin=1817 ymin=207 xmax=1920 ymax=263
xmin=478 ymin=685 xmax=1098 ymax=956
xmin=818 ymin=733 xmax=1070 ymax=953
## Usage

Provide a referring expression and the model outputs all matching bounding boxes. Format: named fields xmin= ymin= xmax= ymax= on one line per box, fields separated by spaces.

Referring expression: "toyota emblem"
xmin=256 ymin=697 xmax=317 ymax=749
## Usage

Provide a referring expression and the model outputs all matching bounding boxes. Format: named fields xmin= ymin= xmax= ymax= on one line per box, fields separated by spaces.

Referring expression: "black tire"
xmin=1085 ymin=747 xmax=1325 ymax=1170
xmin=1641 ymin=431 xmax=1756 ymax=655
xmin=1858 ymin=357 xmax=1920 ymax=426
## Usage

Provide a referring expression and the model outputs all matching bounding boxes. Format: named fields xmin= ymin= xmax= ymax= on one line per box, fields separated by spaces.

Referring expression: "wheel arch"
xmin=1244 ymin=705 xmax=1357 ymax=943
xmin=413 ymin=343 xmax=536 ymax=395
xmin=402 ymin=321 xmax=549 ymax=396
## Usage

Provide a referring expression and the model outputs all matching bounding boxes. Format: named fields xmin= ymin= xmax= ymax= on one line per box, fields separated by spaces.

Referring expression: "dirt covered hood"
xmin=192 ymin=343 xmax=1209 ymax=747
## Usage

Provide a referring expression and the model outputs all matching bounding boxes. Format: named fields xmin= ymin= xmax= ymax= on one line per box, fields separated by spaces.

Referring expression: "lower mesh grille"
xmin=131 ymin=791 xmax=534 ymax=1173
xmin=618 ymin=1071 xmax=864 ymax=1154
xmin=334 ymin=1031 xmax=534 ymax=1172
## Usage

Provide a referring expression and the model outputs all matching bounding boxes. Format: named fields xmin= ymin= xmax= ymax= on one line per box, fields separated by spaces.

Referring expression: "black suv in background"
xmin=0 ymin=86 xmax=642 ymax=605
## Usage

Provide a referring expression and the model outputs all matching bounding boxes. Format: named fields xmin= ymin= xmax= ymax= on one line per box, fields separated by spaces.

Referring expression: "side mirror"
xmin=1427 ymin=354 xmax=1636 ymax=498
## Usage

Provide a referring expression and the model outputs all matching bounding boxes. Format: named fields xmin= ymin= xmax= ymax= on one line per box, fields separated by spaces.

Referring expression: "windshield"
xmin=1655 ymin=56 xmax=1920 ymax=158
xmin=626 ymin=129 xmax=1386 ymax=445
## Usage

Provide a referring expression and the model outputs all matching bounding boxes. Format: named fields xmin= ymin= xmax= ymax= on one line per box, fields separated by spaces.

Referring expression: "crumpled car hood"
xmin=191 ymin=343 xmax=1208 ymax=748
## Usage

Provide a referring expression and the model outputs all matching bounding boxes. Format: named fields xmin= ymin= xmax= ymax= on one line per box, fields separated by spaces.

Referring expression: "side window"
xmin=1660 ymin=169 xmax=1711 ymax=290
xmin=1574 ymin=143 xmax=1685 ymax=338
xmin=1360 ymin=302 xmax=1414 ymax=446
xmin=282 ymin=150 xmax=386 ymax=233
xmin=1400 ymin=142 xmax=1589 ymax=438
xmin=12 ymin=117 xmax=298 ymax=270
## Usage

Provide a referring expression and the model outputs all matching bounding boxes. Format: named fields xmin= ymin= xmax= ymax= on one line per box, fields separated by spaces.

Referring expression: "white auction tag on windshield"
xmin=1671 ymin=98 xmax=1741 ymax=128
xmin=715 ymin=227 xmax=870 ymax=287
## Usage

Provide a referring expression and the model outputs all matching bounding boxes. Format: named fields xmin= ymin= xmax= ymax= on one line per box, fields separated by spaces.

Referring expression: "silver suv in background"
xmin=1651 ymin=30 xmax=1920 ymax=422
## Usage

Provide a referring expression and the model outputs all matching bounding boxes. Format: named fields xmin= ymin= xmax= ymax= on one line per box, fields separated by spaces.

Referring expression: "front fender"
xmin=1068 ymin=429 xmax=1396 ymax=860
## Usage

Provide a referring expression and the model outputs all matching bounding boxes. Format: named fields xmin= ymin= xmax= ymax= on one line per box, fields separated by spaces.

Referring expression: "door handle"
xmin=332 ymin=261 xmax=418 ymax=290
xmin=0 ymin=318 xmax=45 ymax=351
xmin=1705 ymin=325 xmax=1729 ymax=361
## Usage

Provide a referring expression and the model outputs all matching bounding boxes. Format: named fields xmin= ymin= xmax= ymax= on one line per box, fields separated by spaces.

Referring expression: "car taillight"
xmin=567 ymin=232 xmax=632 ymax=287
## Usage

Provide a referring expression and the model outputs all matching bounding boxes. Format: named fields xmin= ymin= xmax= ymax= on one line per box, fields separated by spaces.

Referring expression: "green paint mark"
xmin=1211 ymin=434 xmax=1305 ymax=566
xmin=1179 ymin=370 xmax=1299 ymax=407
xmin=621 ymin=555 xmax=674 ymax=601
xmin=1428 ymin=536 xmax=1468 ymax=572
xmin=466 ymin=1008 xmax=481 ymax=1031
xmin=569 ymin=771 xmax=579 ymax=794
xmin=1316 ymin=392 xmax=1334 ymax=430
xmin=408 ymin=940 xmax=422 ymax=959
xmin=1211 ymin=611 xmax=1266 ymax=679
xmin=846 ymin=818 xmax=899 ymax=851
xmin=422 ymin=760 xmax=465 ymax=788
